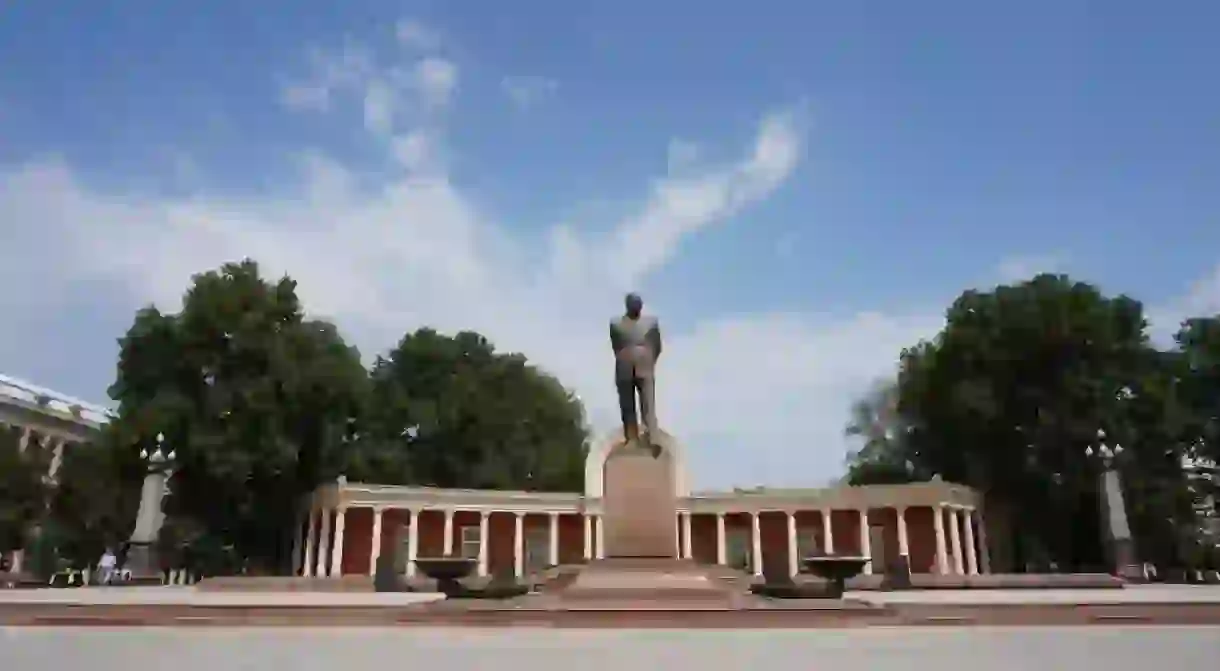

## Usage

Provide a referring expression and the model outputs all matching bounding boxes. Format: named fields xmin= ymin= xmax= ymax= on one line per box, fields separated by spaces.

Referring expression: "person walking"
xmin=97 ymin=548 xmax=117 ymax=585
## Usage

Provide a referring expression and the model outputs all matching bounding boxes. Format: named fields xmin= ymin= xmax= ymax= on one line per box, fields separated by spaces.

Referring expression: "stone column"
xmin=548 ymin=512 xmax=560 ymax=566
xmin=976 ymin=510 xmax=991 ymax=573
xmin=681 ymin=512 xmax=693 ymax=560
xmin=595 ymin=515 xmax=605 ymax=559
xmin=786 ymin=511 xmax=798 ymax=577
xmin=750 ymin=512 xmax=763 ymax=576
xmin=329 ymin=507 xmax=346 ymax=577
xmin=715 ymin=513 xmax=727 ymax=565
xmin=477 ymin=512 xmax=490 ymax=577
xmin=406 ymin=509 xmax=420 ymax=577
xmin=513 ymin=512 xmax=525 ymax=577
xmin=315 ymin=509 xmax=331 ymax=577
xmin=896 ymin=506 xmax=910 ymax=559
xmin=48 ymin=439 xmax=65 ymax=481
xmin=948 ymin=507 xmax=964 ymax=575
xmin=821 ymin=509 xmax=835 ymax=555
xmin=368 ymin=508 xmax=384 ymax=576
xmin=127 ymin=466 xmax=170 ymax=578
xmin=303 ymin=509 xmax=317 ymax=577
xmin=933 ymin=504 xmax=949 ymax=575
xmin=442 ymin=509 xmax=455 ymax=556
xmin=582 ymin=514 xmax=593 ymax=560
xmin=963 ymin=508 xmax=978 ymax=575
xmin=674 ymin=514 xmax=682 ymax=557
xmin=859 ymin=508 xmax=872 ymax=574
xmin=291 ymin=510 xmax=304 ymax=576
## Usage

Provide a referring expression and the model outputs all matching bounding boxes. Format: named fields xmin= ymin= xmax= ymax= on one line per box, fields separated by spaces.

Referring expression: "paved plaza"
xmin=2 ymin=626 xmax=1218 ymax=670
xmin=0 ymin=586 xmax=444 ymax=607
xmin=2 ymin=584 xmax=1218 ymax=607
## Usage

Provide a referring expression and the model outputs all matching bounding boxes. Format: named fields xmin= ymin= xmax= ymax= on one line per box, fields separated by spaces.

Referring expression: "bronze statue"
xmin=610 ymin=292 xmax=663 ymax=447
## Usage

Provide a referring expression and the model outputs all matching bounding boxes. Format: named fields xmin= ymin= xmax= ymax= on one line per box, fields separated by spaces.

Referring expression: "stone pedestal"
xmin=602 ymin=435 xmax=677 ymax=558
xmin=551 ymin=429 xmax=737 ymax=608
xmin=122 ymin=542 xmax=164 ymax=585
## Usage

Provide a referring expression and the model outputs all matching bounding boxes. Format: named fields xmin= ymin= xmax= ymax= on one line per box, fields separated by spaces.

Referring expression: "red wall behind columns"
xmin=557 ymin=514 xmax=585 ymax=564
xmin=904 ymin=506 xmax=938 ymax=573
xmin=340 ymin=507 xmax=373 ymax=576
xmin=690 ymin=514 xmax=718 ymax=563
xmin=830 ymin=510 xmax=862 ymax=556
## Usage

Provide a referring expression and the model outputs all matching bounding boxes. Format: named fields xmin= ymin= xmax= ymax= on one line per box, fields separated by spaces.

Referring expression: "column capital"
xmin=512 ymin=510 xmax=525 ymax=518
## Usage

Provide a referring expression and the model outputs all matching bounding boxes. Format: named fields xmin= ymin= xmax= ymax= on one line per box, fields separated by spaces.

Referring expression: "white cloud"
xmin=1146 ymin=262 xmax=1220 ymax=343
xmin=414 ymin=58 xmax=458 ymax=109
xmin=666 ymin=139 xmax=700 ymax=173
xmin=501 ymin=76 xmax=558 ymax=110
xmin=995 ymin=253 xmax=1068 ymax=283
xmin=0 ymin=28 xmax=948 ymax=489
xmin=282 ymin=38 xmax=457 ymax=134
xmin=395 ymin=19 xmax=442 ymax=52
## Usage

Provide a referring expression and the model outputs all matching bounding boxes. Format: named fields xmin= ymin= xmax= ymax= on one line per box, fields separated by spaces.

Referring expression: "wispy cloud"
xmin=0 ymin=21 xmax=971 ymax=489
xmin=500 ymin=75 xmax=558 ymax=110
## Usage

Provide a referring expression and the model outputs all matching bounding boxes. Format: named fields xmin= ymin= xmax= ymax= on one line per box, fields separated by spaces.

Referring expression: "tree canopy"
xmin=46 ymin=425 xmax=146 ymax=569
xmin=844 ymin=273 xmax=1219 ymax=570
xmin=350 ymin=328 xmax=587 ymax=492
xmin=0 ymin=425 xmax=52 ymax=557
xmin=107 ymin=260 xmax=369 ymax=571
xmin=103 ymin=258 xmax=588 ymax=574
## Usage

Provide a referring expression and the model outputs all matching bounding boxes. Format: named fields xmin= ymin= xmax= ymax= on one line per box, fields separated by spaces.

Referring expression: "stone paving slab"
xmin=3 ymin=601 xmax=1220 ymax=628
xmin=0 ymin=587 xmax=445 ymax=606
xmin=4 ymin=626 xmax=1220 ymax=670
xmin=855 ymin=584 xmax=1220 ymax=605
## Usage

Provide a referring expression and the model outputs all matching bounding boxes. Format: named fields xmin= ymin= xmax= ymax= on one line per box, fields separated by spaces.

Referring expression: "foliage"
xmin=350 ymin=328 xmax=588 ymax=492
xmin=845 ymin=274 xmax=1208 ymax=570
xmin=47 ymin=426 xmax=145 ymax=568
xmin=106 ymin=259 xmax=369 ymax=573
xmin=843 ymin=380 xmax=923 ymax=485
xmin=0 ymin=425 xmax=53 ymax=555
xmin=103 ymin=258 xmax=588 ymax=575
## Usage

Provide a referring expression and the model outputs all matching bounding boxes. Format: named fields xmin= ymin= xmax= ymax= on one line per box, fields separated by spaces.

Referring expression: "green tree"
xmin=47 ymin=425 xmax=145 ymax=569
xmin=890 ymin=274 xmax=1166 ymax=570
xmin=351 ymin=328 xmax=587 ymax=492
xmin=0 ymin=425 xmax=53 ymax=563
xmin=107 ymin=259 xmax=369 ymax=573
xmin=844 ymin=380 xmax=923 ymax=485
xmin=1177 ymin=315 xmax=1220 ymax=466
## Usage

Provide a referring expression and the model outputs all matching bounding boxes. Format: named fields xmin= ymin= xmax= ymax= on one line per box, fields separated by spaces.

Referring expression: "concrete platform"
xmin=2 ymin=584 xmax=1220 ymax=628
xmin=0 ymin=587 xmax=445 ymax=606
xmin=856 ymin=584 xmax=1220 ymax=606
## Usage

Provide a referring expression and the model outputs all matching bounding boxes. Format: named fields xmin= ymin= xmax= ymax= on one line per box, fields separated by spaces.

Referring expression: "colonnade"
xmin=297 ymin=502 xmax=990 ymax=579
xmin=2 ymin=425 xmax=74 ymax=574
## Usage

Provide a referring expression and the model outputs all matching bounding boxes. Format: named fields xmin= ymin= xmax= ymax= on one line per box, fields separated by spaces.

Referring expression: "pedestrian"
xmin=97 ymin=548 xmax=117 ymax=585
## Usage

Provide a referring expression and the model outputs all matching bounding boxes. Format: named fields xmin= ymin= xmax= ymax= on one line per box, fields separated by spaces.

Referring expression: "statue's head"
xmin=624 ymin=292 xmax=643 ymax=317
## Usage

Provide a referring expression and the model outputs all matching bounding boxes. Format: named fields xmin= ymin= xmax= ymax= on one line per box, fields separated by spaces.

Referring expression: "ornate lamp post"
xmin=124 ymin=433 xmax=176 ymax=583
xmin=1087 ymin=427 xmax=1141 ymax=579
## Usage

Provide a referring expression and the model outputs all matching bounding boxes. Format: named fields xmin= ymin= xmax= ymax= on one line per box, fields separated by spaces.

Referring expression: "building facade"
xmin=2 ymin=373 xmax=994 ymax=580
xmin=295 ymin=436 xmax=991 ymax=580
xmin=0 ymin=374 xmax=111 ymax=573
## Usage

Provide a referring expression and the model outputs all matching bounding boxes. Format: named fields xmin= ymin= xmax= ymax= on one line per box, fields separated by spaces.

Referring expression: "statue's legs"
xmin=635 ymin=375 xmax=657 ymax=437
xmin=616 ymin=378 xmax=640 ymax=442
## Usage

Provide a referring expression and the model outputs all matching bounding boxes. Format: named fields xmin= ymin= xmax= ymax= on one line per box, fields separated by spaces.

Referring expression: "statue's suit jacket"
xmin=610 ymin=314 xmax=662 ymax=381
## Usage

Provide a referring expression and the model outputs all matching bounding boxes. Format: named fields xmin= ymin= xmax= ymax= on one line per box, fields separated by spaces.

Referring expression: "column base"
xmin=1111 ymin=537 xmax=1143 ymax=580
xmin=122 ymin=542 xmax=165 ymax=585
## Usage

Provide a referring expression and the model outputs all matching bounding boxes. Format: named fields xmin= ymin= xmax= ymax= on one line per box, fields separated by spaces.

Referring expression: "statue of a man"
xmin=610 ymin=292 xmax=663 ymax=446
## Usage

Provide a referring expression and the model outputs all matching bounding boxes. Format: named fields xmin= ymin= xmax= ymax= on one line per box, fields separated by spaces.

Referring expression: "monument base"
xmin=121 ymin=542 xmax=165 ymax=585
xmin=602 ymin=434 xmax=679 ymax=558
xmin=555 ymin=558 xmax=743 ymax=608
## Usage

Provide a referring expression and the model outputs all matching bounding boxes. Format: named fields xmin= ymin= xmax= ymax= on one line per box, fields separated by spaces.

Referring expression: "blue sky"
xmin=2 ymin=1 xmax=1218 ymax=490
